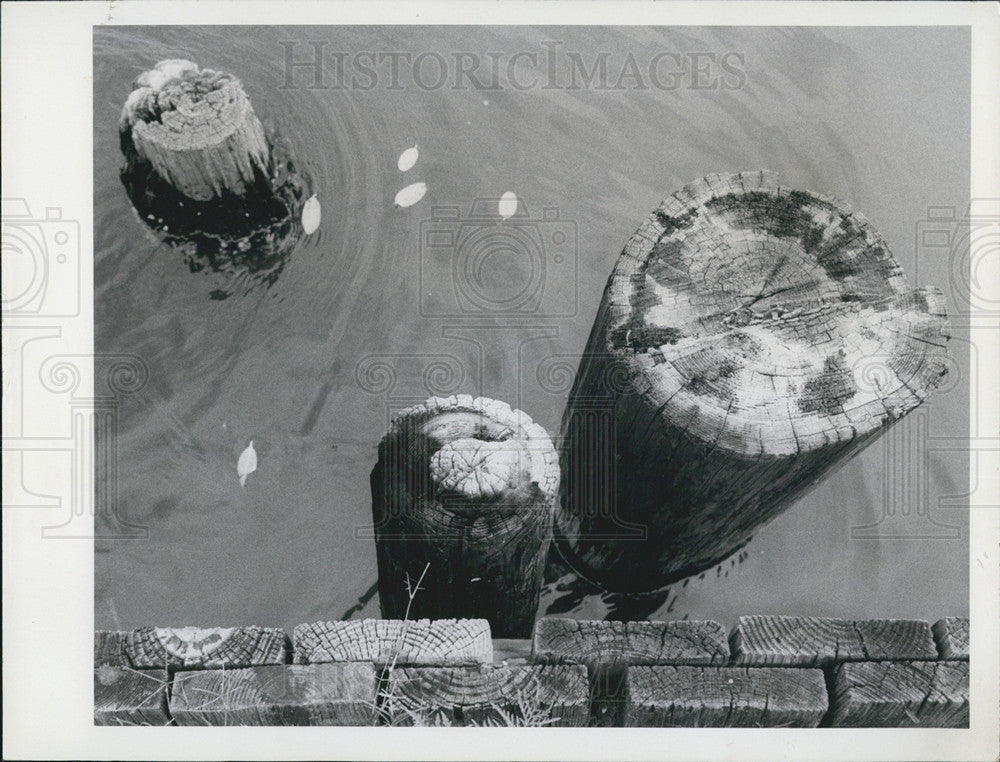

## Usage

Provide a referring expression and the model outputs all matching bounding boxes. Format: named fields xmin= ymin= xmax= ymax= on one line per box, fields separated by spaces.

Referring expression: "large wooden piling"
xmin=120 ymin=59 xmax=271 ymax=202
xmin=556 ymin=171 xmax=950 ymax=594
xmin=371 ymin=395 xmax=559 ymax=638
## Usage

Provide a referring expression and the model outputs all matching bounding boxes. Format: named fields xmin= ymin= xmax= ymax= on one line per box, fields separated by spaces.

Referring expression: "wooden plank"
xmin=385 ymin=665 xmax=588 ymax=726
xmin=95 ymin=630 xmax=129 ymax=667
xmin=94 ymin=666 xmax=171 ymax=726
xmin=294 ymin=618 xmax=492 ymax=666
xmin=932 ymin=617 xmax=969 ymax=660
xmin=125 ymin=626 xmax=287 ymax=670
xmin=532 ymin=618 xmax=729 ymax=666
xmin=625 ymin=666 xmax=828 ymax=727
xmin=731 ymin=615 xmax=936 ymax=666
xmin=170 ymin=663 xmax=376 ymax=726
xmin=829 ymin=660 xmax=969 ymax=727
xmin=532 ymin=618 xmax=729 ymax=728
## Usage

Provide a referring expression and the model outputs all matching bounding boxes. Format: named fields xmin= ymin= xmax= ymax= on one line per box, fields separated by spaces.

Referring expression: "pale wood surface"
xmin=95 ymin=630 xmax=129 ymax=667
xmin=371 ymin=395 xmax=559 ymax=637
xmin=293 ymin=618 xmax=492 ymax=666
xmin=120 ymin=60 xmax=270 ymax=201
xmin=730 ymin=615 xmax=937 ymax=666
xmin=626 ymin=665 xmax=828 ymax=727
xmin=94 ymin=666 xmax=171 ymax=726
xmin=533 ymin=618 xmax=729 ymax=666
xmin=557 ymin=171 xmax=951 ymax=593
xmin=170 ymin=663 xmax=376 ymax=726
xmin=125 ymin=625 xmax=287 ymax=670
xmin=932 ymin=617 xmax=969 ymax=660
xmin=386 ymin=664 xmax=588 ymax=726
xmin=829 ymin=660 xmax=969 ymax=727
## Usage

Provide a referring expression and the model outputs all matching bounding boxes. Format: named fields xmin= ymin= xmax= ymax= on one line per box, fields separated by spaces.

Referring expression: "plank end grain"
xmin=170 ymin=663 xmax=377 ymax=726
xmin=829 ymin=660 xmax=969 ymax=727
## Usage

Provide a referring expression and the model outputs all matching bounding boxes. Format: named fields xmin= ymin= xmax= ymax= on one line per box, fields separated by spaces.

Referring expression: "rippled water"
xmin=94 ymin=26 xmax=970 ymax=631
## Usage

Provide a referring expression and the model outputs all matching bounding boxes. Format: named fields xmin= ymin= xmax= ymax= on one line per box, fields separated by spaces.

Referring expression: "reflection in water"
xmin=120 ymin=126 xmax=312 ymax=299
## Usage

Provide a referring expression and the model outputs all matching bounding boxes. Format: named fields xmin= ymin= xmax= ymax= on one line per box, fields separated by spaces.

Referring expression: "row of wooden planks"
xmin=94 ymin=615 xmax=969 ymax=727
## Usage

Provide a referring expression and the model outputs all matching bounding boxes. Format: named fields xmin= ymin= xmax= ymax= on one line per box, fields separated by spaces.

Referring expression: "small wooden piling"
xmin=370 ymin=395 xmax=559 ymax=638
xmin=557 ymin=171 xmax=951 ymax=593
xmin=120 ymin=59 xmax=270 ymax=202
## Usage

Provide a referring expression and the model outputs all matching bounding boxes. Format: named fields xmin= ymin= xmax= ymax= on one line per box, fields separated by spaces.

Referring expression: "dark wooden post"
xmin=371 ymin=395 xmax=559 ymax=638
xmin=119 ymin=59 xmax=270 ymax=202
xmin=556 ymin=171 xmax=951 ymax=594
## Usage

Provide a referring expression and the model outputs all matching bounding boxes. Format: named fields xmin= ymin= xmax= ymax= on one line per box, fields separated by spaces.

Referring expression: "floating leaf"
xmin=237 ymin=440 xmax=257 ymax=487
xmin=301 ymin=194 xmax=321 ymax=234
xmin=397 ymin=144 xmax=419 ymax=172
xmin=498 ymin=191 xmax=518 ymax=220
xmin=394 ymin=182 xmax=427 ymax=208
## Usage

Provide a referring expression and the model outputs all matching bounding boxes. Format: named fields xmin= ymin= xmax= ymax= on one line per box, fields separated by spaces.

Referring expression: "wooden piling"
xmin=556 ymin=171 xmax=951 ymax=593
xmin=120 ymin=59 xmax=270 ymax=202
xmin=370 ymin=395 xmax=559 ymax=638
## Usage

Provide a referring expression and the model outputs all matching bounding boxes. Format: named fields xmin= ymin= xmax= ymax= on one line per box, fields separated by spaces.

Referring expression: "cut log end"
xmin=607 ymin=171 xmax=949 ymax=458
xmin=372 ymin=395 xmax=559 ymax=636
xmin=121 ymin=59 xmax=270 ymax=202
xmin=557 ymin=171 xmax=952 ymax=593
xmin=383 ymin=395 xmax=559 ymax=520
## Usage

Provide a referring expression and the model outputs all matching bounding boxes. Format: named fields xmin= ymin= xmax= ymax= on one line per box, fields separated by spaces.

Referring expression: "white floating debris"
xmin=237 ymin=440 xmax=257 ymax=487
xmin=394 ymin=182 xmax=427 ymax=208
xmin=301 ymin=194 xmax=321 ymax=234
xmin=397 ymin=144 xmax=419 ymax=172
xmin=498 ymin=191 xmax=518 ymax=220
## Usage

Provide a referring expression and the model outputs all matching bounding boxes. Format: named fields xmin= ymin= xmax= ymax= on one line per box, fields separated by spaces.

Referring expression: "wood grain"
xmin=533 ymin=618 xmax=729 ymax=666
xmin=829 ymin=660 xmax=969 ymax=727
xmin=125 ymin=626 xmax=287 ymax=670
xmin=932 ymin=617 xmax=969 ymax=660
xmin=731 ymin=615 xmax=937 ymax=666
xmin=293 ymin=618 xmax=492 ymax=666
xmin=94 ymin=666 xmax=171 ymax=726
xmin=371 ymin=395 xmax=560 ymax=637
xmin=386 ymin=665 xmax=588 ymax=726
xmin=556 ymin=171 xmax=951 ymax=593
xmin=170 ymin=663 xmax=376 ymax=726
xmin=626 ymin=665 xmax=828 ymax=727
xmin=95 ymin=630 xmax=129 ymax=667
xmin=120 ymin=60 xmax=270 ymax=201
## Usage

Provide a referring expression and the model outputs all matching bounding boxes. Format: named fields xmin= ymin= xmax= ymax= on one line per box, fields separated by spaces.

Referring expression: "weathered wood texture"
xmin=94 ymin=666 xmax=171 ymax=726
xmin=371 ymin=395 xmax=560 ymax=637
xmin=293 ymin=618 xmax=492 ymax=666
xmin=124 ymin=626 xmax=287 ymax=670
xmin=170 ymin=663 xmax=376 ymax=726
xmin=829 ymin=660 xmax=969 ymax=727
xmin=95 ymin=630 xmax=129 ymax=667
xmin=556 ymin=171 xmax=951 ymax=593
xmin=932 ymin=617 xmax=970 ymax=660
xmin=626 ymin=665 xmax=828 ymax=727
xmin=731 ymin=615 xmax=937 ymax=666
xmin=531 ymin=619 xmax=728 ymax=727
xmin=533 ymin=618 xmax=729 ymax=666
xmin=385 ymin=665 xmax=588 ymax=726
xmin=120 ymin=59 xmax=270 ymax=201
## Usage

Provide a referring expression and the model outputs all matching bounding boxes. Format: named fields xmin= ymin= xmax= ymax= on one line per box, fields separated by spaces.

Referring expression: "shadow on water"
xmin=541 ymin=541 xmax=754 ymax=621
xmin=120 ymin=126 xmax=313 ymax=300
